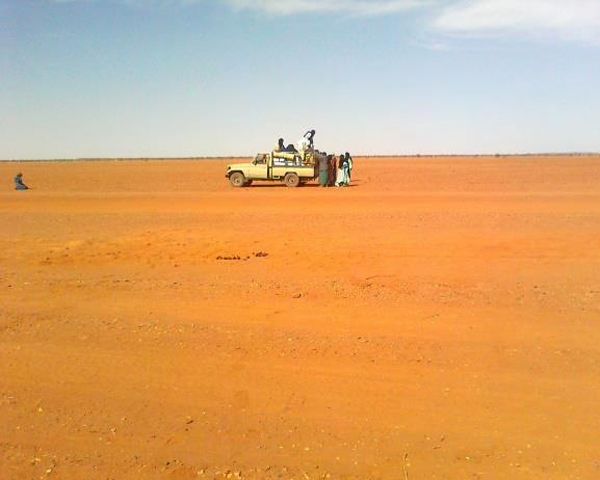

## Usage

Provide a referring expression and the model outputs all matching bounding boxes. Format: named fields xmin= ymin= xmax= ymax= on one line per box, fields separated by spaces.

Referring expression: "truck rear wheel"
xmin=229 ymin=172 xmax=246 ymax=188
xmin=284 ymin=173 xmax=300 ymax=188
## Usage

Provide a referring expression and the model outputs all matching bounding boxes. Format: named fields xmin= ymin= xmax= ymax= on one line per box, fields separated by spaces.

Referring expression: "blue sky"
xmin=2 ymin=0 xmax=600 ymax=158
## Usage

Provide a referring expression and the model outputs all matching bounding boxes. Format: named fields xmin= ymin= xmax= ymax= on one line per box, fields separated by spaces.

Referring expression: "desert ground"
xmin=1 ymin=156 xmax=600 ymax=479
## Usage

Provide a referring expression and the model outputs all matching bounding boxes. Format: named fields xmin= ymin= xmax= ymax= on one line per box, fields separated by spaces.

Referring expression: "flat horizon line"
xmin=1 ymin=152 xmax=600 ymax=163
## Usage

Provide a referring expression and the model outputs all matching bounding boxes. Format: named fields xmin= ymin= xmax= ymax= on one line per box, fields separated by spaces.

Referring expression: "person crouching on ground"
xmin=14 ymin=173 xmax=29 ymax=190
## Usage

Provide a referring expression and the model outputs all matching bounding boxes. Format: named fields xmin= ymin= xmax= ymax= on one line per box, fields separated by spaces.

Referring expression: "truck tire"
xmin=229 ymin=172 xmax=246 ymax=188
xmin=284 ymin=173 xmax=300 ymax=188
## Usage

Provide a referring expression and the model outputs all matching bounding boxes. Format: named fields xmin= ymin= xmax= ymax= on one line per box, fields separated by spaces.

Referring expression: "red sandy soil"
xmin=1 ymin=156 xmax=600 ymax=479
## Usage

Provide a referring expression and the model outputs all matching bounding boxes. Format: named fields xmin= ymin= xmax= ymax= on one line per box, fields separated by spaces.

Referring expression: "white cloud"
xmin=44 ymin=0 xmax=600 ymax=45
xmin=46 ymin=0 xmax=429 ymax=15
xmin=433 ymin=0 xmax=600 ymax=44
xmin=222 ymin=0 xmax=428 ymax=16
xmin=219 ymin=0 xmax=600 ymax=45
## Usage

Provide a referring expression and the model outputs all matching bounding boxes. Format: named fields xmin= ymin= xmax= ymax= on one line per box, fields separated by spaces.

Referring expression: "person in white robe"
xmin=335 ymin=155 xmax=349 ymax=187
xmin=296 ymin=129 xmax=316 ymax=153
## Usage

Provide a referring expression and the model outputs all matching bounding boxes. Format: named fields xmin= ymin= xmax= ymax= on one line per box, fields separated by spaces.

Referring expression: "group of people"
xmin=274 ymin=129 xmax=316 ymax=155
xmin=273 ymin=129 xmax=353 ymax=187
xmin=319 ymin=152 xmax=353 ymax=187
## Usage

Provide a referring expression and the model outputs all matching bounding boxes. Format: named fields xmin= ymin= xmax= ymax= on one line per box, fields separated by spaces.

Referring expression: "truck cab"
xmin=245 ymin=153 xmax=270 ymax=180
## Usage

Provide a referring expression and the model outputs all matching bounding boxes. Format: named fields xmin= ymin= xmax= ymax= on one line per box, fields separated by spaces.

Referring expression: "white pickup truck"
xmin=225 ymin=149 xmax=323 ymax=187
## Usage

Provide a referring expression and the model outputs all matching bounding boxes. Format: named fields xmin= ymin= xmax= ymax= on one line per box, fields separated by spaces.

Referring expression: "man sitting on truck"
xmin=275 ymin=138 xmax=285 ymax=152
xmin=275 ymin=138 xmax=298 ymax=154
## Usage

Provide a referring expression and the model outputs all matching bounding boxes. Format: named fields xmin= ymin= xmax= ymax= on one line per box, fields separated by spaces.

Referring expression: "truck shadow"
xmin=246 ymin=182 xmax=359 ymax=189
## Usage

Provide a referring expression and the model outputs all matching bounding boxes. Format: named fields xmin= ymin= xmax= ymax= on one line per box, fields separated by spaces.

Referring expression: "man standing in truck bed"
xmin=297 ymin=129 xmax=316 ymax=153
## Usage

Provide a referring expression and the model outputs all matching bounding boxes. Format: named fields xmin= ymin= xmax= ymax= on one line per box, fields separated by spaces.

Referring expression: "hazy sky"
xmin=2 ymin=0 xmax=600 ymax=158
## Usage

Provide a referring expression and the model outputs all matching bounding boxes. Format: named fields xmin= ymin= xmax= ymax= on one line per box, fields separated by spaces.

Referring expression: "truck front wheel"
xmin=284 ymin=173 xmax=300 ymax=188
xmin=229 ymin=172 xmax=246 ymax=188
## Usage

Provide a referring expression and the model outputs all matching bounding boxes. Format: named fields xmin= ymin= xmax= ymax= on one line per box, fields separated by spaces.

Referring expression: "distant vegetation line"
xmin=1 ymin=152 xmax=599 ymax=162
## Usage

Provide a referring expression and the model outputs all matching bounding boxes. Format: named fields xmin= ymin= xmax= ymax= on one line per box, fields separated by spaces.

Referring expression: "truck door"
xmin=248 ymin=155 xmax=269 ymax=179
